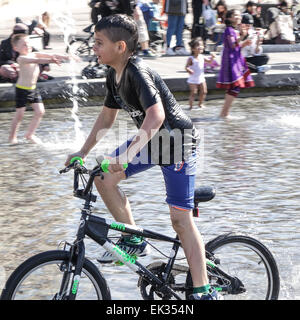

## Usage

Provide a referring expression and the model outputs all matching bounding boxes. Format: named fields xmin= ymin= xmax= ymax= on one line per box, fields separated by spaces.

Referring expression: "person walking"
xmin=216 ymin=9 xmax=255 ymax=118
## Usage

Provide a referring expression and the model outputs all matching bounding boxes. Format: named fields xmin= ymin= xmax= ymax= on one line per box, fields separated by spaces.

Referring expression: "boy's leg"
xmin=8 ymin=107 xmax=26 ymax=144
xmin=25 ymin=103 xmax=45 ymax=143
xmin=94 ymin=139 xmax=154 ymax=225
xmin=161 ymin=160 xmax=209 ymax=289
xmin=94 ymin=171 xmax=134 ymax=225
xmin=96 ymin=140 xmax=154 ymax=263
xmin=198 ymin=82 xmax=207 ymax=107
xmin=169 ymin=206 xmax=208 ymax=288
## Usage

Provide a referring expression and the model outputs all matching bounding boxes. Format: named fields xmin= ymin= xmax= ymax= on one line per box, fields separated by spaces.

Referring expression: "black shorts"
xmin=15 ymin=86 xmax=42 ymax=108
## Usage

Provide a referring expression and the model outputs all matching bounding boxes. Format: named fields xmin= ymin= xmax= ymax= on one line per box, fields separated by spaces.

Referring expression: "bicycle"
xmin=0 ymin=157 xmax=280 ymax=300
xmin=66 ymin=24 xmax=95 ymax=57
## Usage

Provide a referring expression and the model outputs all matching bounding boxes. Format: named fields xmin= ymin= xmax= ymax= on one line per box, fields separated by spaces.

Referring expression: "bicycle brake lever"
xmin=59 ymin=166 xmax=72 ymax=174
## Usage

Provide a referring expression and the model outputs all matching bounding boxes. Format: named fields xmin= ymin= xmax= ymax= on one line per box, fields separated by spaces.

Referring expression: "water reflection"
xmin=0 ymin=96 xmax=299 ymax=299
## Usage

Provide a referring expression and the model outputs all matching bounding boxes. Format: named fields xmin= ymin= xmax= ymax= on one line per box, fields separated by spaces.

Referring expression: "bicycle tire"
xmin=1 ymin=250 xmax=111 ymax=300
xmin=66 ymin=39 xmax=91 ymax=56
xmin=186 ymin=234 xmax=280 ymax=300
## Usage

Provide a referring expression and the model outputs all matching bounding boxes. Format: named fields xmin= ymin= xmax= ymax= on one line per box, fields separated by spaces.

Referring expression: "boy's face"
xmin=93 ymin=30 xmax=122 ymax=66
xmin=13 ymin=37 xmax=32 ymax=55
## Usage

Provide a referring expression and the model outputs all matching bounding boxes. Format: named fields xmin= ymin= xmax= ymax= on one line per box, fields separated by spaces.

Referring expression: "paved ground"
xmin=0 ymin=1 xmax=300 ymax=110
xmin=1 ymin=1 xmax=299 ymax=78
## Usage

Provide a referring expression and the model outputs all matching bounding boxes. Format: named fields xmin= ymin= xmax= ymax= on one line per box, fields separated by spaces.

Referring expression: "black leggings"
xmin=42 ymin=30 xmax=50 ymax=48
xmin=246 ymin=55 xmax=269 ymax=72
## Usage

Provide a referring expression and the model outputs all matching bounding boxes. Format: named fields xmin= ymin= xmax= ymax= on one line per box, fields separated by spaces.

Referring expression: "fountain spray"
xmin=53 ymin=10 xmax=85 ymax=148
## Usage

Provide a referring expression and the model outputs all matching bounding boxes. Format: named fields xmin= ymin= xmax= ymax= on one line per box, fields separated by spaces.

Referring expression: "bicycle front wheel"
xmin=1 ymin=250 xmax=111 ymax=300
xmin=66 ymin=39 xmax=91 ymax=56
xmin=205 ymin=234 xmax=280 ymax=300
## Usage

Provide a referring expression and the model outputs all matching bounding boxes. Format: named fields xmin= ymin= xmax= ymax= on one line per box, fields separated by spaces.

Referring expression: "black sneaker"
xmin=97 ymin=235 xmax=150 ymax=264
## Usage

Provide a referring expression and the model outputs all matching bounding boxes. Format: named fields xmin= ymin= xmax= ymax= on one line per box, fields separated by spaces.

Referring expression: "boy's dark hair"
xmin=11 ymin=33 xmax=28 ymax=47
xmin=188 ymin=37 xmax=204 ymax=50
xmin=95 ymin=14 xmax=138 ymax=53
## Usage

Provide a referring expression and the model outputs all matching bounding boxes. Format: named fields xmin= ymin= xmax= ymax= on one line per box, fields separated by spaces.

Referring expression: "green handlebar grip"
xmin=101 ymin=159 xmax=128 ymax=172
xmin=123 ymin=163 xmax=128 ymax=170
xmin=70 ymin=156 xmax=84 ymax=166
xmin=101 ymin=159 xmax=110 ymax=173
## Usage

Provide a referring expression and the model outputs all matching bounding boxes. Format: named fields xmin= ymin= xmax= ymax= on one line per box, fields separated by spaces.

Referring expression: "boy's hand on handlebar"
xmin=65 ymin=151 xmax=86 ymax=166
xmin=97 ymin=156 xmax=128 ymax=174
xmin=107 ymin=163 xmax=127 ymax=174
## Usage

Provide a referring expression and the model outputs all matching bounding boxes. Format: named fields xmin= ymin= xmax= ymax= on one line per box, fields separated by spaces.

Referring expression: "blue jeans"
xmin=166 ymin=15 xmax=185 ymax=48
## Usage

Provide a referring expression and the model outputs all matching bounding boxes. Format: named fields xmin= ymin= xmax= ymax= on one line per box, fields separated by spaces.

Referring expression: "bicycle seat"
xmin=83 ymin=24 xmax=94 ymax=33
xmin=194 ymin=186 xmax=216 ymax=204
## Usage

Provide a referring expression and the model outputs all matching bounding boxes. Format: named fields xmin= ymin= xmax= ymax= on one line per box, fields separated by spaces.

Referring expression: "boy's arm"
xmin=35 ymin=52 xmax=69 ymax=61
xmin=65 ymin=106 xmax=119 ymax=165
xmin=111 ymin=103 xmax=165 ymax=171
xmin=17 ymin=55 xmax=56 ymax=65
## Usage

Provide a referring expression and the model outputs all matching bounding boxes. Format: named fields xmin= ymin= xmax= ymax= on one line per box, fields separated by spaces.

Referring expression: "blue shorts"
xmin=109 ymin=139 xmax=197 ymax=210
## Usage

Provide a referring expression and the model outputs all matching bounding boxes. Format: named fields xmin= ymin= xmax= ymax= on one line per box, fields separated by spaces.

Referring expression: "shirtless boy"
xmin=8 ymin=33 xmax=69 ymax=144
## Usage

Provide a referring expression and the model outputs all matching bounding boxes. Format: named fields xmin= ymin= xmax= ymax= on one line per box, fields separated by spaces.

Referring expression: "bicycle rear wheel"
xmin=1 ymin=250 xmax=111 ymax=300
xmin=186 ymin=234 xmax=280 ymax=300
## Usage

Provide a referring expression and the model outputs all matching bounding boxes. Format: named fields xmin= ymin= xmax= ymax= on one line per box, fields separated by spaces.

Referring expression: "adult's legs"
xmin=166 ymin=15 xmax=177 ymax=47
xmin=175 ymin=15 xmax=185 ymax=47
xmin=8 ymin=107 xmax=26 ymax=144
xmin=42 ymin=30 xmax=50 ymax=48
xmin=192 ymin=0 xmax=203 ymax=38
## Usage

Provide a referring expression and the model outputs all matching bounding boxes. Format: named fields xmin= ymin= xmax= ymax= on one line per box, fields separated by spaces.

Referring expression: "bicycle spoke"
xmin=211 ymin=244 xmax=272 ymax=299
xmin=11 ymin=260 xmax=101 ymax=300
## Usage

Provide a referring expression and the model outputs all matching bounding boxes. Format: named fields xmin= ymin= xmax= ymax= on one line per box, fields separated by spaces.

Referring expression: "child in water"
xmin=8 ymin=34 xmax=69 ymax=144
xmin=216 ymin=9 xmax=255 ymax=118
xmin=185 ymin=37 xmax=216 ymax=109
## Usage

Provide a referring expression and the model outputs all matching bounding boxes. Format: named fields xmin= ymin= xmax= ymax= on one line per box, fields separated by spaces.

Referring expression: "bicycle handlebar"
xmin=59 ymin=156 xmax=128 ymax=175
xmin=59 ymin=156 xmax=128 ymax=201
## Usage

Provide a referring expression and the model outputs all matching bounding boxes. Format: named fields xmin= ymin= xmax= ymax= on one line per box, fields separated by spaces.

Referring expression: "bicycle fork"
xmin=57 ymin=211 xmax=89 ymax=300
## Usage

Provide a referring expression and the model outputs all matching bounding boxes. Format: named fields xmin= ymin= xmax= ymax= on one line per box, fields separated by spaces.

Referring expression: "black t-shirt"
xmin=104 ymin=56 xmax=199 ymax=166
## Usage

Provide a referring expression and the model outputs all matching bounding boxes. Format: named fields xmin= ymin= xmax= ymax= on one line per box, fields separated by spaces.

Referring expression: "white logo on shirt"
xmin=129 ymin=110 xmax=143 ymax=118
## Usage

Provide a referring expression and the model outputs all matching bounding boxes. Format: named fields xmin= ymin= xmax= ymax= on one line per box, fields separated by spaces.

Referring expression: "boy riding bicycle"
xmin=65 ymin=14 xmax=220 ymax=300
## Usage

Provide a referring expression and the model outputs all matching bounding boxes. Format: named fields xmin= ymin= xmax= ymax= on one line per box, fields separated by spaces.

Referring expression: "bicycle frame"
xmin=59 ymin=162 xmax=243 ymax=300
xmin=66 ymin=193 xmax=184 ymax=300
